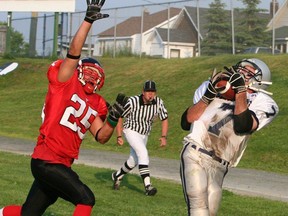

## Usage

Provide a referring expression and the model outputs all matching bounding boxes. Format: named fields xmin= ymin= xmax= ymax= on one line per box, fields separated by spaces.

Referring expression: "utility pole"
xmin=271 ymin=0 xmax=277 ymax=55
xmin=29 ymin=12 xmax=38 ymax=57
xmin=5 ymin=12 xmax=12 ymax=56
xmin=52 ymin=12 xmax=59 ymax=59
xmin=196 ymin=0 xmax=201 ymax=57
xmin=231 ymin=0 xmax=235 ymax=55
xmin=42 ymin=14 xmax=46 ymax=57
xmin=167 ymin=4 xmax=170 ymax=59
xmin=113 ymin=9 xmax=118 ymax=58
xmin=140 ymin=6 xmax=144 ymax=58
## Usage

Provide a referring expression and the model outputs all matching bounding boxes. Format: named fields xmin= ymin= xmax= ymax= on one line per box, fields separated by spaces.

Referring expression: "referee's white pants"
xmin=123 ymin=129 xmax=149 ymax=167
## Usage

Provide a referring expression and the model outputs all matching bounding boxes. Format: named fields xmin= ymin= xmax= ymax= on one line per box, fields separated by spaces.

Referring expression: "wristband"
xmin=95 ymin=129 xmax=101 ymax=142
xmin=107 ymin=116 xmax=118 ymax=128
xmin=161 ymin=136 xmax=167 ymax=139
xmin=117 ymin=136 xmax=122 ymax=139
xmin=66 ymin=52 xmax=81 ymax=59
xmin=84 ymin=17 xmax=94 ymax=24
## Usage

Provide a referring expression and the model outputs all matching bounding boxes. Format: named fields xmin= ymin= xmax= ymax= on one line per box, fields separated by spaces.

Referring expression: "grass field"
xmin=0 ymin=55 xmax=287 ymax=215
xmin=1 ymin=152 xmax=287 ymax=216
xmin=0 ymin=55 xmax=287 ymax=174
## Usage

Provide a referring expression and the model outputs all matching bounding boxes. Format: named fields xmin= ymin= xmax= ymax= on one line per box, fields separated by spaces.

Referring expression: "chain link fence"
xmin=0 ymin=1 xmax=202 ymax=58
xmin=0 ymin=0 xmax=278 ymax=58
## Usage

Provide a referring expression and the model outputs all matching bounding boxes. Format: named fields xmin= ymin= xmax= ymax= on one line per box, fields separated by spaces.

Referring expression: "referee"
xmin=112 ymin=80 xmax=168 ymax=196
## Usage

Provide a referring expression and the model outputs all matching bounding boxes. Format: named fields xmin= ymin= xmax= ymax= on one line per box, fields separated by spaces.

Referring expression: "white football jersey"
xmin=184 ymin=81 xmax=279 ymax=167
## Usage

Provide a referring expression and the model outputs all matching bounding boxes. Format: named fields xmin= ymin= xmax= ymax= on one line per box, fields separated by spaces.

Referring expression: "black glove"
xmin=222 ymin=66 xmax=246 ymax=94
xmin=107 ymin=93 xmax=128 ymax=127
xmin=223 ymin=66 xmax=235 ymax=77
xmin=201 ymin=81 xmax=217 ymax=105
xmin=229 ymin=73 xmax=246 ymax=94
xmin=84 ymin=0 xmax=109 ymax=24
xmin=201 ymin=69 xmax=225 ymax=105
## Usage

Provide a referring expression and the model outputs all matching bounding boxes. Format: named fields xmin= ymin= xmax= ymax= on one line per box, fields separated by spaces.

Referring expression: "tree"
xmin=0 ymin=22 xmax=29 ymax=58
xmin=234 ymin=0 xmax=271 ymax=51
xmin=10 ymin=28 xmax=29 ymax=57
xmin=201 ymin=0 xmax=232 ymax=55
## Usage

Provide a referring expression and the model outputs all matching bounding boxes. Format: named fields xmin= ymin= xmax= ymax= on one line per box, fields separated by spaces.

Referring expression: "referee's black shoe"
xmin=112 ymin=172 xmax=121 ymax=190
xmin=145 ymin=185 xmax=157 ymax=196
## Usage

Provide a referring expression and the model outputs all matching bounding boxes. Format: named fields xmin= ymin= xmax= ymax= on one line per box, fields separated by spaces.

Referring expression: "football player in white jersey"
xmin=180 ymin=58 xmax=279 ymax=216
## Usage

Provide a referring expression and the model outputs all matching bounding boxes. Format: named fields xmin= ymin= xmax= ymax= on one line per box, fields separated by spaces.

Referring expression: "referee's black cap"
xmin=143 ymin=80 xmax=157 ymax=92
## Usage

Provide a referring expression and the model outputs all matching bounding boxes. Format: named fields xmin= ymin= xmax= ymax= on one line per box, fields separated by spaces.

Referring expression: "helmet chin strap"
xmin=247 ymin=81 xmax=273 ymax=95
xmin=93 ymin=85 xmax=98 ymax=93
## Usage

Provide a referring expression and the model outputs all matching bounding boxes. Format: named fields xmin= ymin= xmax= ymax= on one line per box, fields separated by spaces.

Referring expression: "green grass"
xmin=0 ymin=152 xmax=287 ymax=216
xmin=0 ymin=55 xmax=287 ymax=175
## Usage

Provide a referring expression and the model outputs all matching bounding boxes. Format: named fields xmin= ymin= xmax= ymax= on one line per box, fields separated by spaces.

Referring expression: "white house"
xmin=267 ymin=0 xmax=288 ymax=53
xmin=93 ymin=8 xmax=185 ymax=58
xmin=93 ymin=5 xmax=217 ymax=58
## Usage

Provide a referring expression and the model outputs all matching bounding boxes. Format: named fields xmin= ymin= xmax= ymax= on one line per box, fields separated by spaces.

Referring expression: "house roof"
xmin=182 ymin=6 xmax=210 ymax=37
xmin=97 ymin=7 xmax=181 ymax=37
xmin=274 ymin=26 xmax=288 ymax=38
xmin=156 ymin=28 xmax=194 ymax=43
xmin=267 ymin=0 xmax=288 ymax=30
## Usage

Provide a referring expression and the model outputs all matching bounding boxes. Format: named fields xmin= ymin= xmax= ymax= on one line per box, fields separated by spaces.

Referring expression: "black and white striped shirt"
xmin=122 ymin=94 xmax=168 ymax=135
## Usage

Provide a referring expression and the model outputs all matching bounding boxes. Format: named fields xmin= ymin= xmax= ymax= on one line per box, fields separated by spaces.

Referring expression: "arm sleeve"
xmin=193 ymin=81 xmax=209 ymax=104
xmin=121 ymin=97 xmax=132 ymax=118
xmin=158 ymin=98 xmax=168 ymax=121
xmin=181 ymin=107 xmax=191 ymax=131
xmin=248 ymin=93 xmax=279 ymax=131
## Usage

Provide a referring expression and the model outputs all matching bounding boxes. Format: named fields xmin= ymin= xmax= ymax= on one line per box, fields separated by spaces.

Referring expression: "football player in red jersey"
xmin=40 ymin=57 xmax=109 ymax=123
xmin=0 ymin=1 xmax=127 ymax=216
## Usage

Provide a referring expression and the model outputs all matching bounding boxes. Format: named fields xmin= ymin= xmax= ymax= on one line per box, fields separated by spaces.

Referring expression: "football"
xmin=215 ymin=80 xmax=235 ymax=101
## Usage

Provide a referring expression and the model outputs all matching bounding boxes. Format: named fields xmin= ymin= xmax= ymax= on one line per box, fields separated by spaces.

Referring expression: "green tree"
xmin=202 ymin=0 xmax=232 ymax=55
xmin=0 ymin=22 xmax=29 ymax=58
xmin=234 ymin=0 xmax=271 ymax=51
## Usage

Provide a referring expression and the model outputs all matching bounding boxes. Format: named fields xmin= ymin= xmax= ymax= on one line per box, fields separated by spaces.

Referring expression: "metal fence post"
xmin=5 ymin=12 xmax=12 ymax=56
xmin=52 ymin=12 xmax=59 ymax=58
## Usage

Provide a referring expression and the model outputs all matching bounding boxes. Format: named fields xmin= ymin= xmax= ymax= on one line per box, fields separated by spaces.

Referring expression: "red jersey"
xmin=94 ymin=94 xmax=108 ymax=122
xmin=32 ymin=60 xmax=107 ymax=167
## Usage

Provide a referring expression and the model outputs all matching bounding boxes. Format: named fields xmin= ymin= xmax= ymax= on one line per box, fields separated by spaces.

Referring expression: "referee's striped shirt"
xmin=122 ymin=94 xmax=168 ymax=135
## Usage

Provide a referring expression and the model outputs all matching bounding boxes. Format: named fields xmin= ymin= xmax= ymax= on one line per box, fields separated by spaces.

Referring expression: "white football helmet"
xmin=232 ymin=58 xmax=273 ymax=95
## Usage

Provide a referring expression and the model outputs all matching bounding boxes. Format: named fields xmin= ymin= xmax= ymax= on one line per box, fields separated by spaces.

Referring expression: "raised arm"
xmin=58 ymin=0 xmax=109 ymax=82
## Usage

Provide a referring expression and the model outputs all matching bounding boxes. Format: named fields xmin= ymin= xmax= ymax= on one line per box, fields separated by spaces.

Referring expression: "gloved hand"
xmin=201 ymin=81 xmax=217 ymax=105
xmin=201 ymin=69 xmax=226 ymax=105
xmin=229 ymin=73 xmax=246 ymax=94
xmin=107 ymin=93 xmax=128 ymax=127
xmin=84 ymin=0 xmax=109 ymax=24
xmin=222 ymin=66 xmax=246 ymax=93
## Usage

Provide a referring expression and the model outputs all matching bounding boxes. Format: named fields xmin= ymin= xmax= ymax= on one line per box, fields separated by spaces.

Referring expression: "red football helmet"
xmin=77 ymin=57 xmax=105 ymax=94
